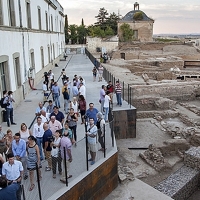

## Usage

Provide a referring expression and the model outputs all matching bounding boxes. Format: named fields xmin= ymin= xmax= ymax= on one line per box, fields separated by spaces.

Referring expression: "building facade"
xmin=118 ymin=2 xmax=154 ymax=42
xmin=0 ymin=0 xmax=65 ymax=113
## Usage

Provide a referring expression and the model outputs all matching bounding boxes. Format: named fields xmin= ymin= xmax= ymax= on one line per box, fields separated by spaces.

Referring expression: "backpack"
xmin=63 ymin=89 xmax=69 ymax=100
xmin=0 ymin=97 xmax=7 ymax=108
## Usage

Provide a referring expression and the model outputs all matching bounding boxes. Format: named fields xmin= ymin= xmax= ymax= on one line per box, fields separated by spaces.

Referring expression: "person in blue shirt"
xmin=85 ymin=103 xmax=99 ymax=125
xmin=49 ymin=106 xmax=64 ymax=125
xmin=12 ymin=133 xmax=28 ymax=180
xmin=0 ymin=176 xmax=20 ymax=200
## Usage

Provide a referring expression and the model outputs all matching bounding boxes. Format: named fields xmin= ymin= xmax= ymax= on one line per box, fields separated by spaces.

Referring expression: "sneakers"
xmin=11 ymin=122 xmax=17 ymax=125
xmin=45 ymin=166 xmax=51 ymax=171
xmin=53 ymin=174 xmax=56 ymax=179
xmin=88 ymin=158 xmax=92 ymax=161
xmin=91 ymin=161 xmax=95 ymax=165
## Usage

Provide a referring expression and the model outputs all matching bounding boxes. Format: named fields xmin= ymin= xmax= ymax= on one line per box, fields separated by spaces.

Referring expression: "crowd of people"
xmin=0 ymin=65 xmax=123 ymax=200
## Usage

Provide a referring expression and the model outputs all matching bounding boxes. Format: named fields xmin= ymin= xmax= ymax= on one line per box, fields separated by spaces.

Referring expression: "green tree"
xmin=95 ymin=7 xmax=109 ymax=30
xmin=69 ymin=24 xmax=78 ymax=44
xmin=81 ymin=18 xmax=84 ymax=26
xmin=77 ymin=25 xmax=87 ymax=44
xmin=104 ymin=26 xmax=114 ymax=36
xmin=120 ymin=23 xmax=134 ymax=42
xmin=64 ymin=15 xmax=69 ymax=44
xmin=106 ymin=12 xmax=120 ymax=35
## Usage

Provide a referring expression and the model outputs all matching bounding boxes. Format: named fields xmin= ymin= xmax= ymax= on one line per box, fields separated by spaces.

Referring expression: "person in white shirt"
xmin=32 ymin=117 xmax=44 ymax=160
xmin=42 ymin=81 xmax=48 ymax=103
xmin=35 ymin=102 xmax=46 ymax=116
xmin=104 ymin=91 xmax=111 ymax=122
xmin=79 ymin=82 xmax=86 ymax=98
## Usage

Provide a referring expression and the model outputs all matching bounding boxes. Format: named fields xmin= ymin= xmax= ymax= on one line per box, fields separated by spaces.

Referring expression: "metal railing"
xmin=85 ymin=48 xmax=133 ymax=107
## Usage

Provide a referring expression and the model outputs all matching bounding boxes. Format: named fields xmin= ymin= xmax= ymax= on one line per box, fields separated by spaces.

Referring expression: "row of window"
xmin=0 ymin=44 xmax=56 ymax=94
xmin=0 ymin=0 xmax=64 ymax=32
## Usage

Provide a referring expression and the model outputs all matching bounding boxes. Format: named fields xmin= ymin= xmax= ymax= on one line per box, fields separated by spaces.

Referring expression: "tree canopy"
xmin=65 ymin=7 xmax=121 ymax=43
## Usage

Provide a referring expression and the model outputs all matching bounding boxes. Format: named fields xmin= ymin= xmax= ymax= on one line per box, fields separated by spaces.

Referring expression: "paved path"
xmin=1 ymin=53 xmax=117 ymax=200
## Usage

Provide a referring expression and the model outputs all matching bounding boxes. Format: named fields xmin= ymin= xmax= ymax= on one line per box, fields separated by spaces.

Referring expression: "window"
xmin=40 ymin=47 xmax=44 ymax=68
xmin=0 ymin=62 xmax=7 ymax=91
xmin=0 ymin=0 xmax=3 ymax=25
xmin=26 ymin=2 xmax=31 ymax=28
xmin=14 ymin=57 xmax=21 ymax=87
xmin=133 ymin=30 xmax=138 ymax=40
xmin=48 ymin=46 xmax=50 ymax=63
xmin=38 ymin=7 xmax=41 ymax=30
xmin=51 ymin=15 xmax=53 ymax=31
xmin=0 ymin=55 xmax=9 ymax=93
xmin=8 ymin=0 xmax=16 ymax=26
xmin=30 ymin=50 xmax=35 ymax=69
xmin=45 ymin=12 xmax=48 ymax=31
xmin=52 ymin=44 xmax=55 ymax=59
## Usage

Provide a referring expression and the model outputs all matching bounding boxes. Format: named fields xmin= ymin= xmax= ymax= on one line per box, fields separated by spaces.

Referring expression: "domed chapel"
xmin=118 ymin=2 xmax=154 ymax=42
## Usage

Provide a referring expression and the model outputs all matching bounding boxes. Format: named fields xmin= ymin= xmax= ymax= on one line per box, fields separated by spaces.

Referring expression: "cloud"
xmin=59 ymin=0 xmax=200 ymax=33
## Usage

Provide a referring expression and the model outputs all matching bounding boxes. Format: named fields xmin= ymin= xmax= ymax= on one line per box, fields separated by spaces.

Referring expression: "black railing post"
xmin=130 ymin=86 xmax=132 ymax=108
xmin=85 ymin=121 xmax=89 ymax=171
xmin=123 ymin=81 xmax=125 ymax=100
xmin=103 ymin=124 xmax=106 ymax=158
xmin=36 ymin=162 xmax=42 ymax=200
xmin=111 ymin=120 xmax=114 ymax=147
xmin=63 ymin=147 xmax=68 ymax=186
xmin=21 ymin=185 xmax=26 ymax=200
xmin=128 ymin=84 xmax=130 ymax=105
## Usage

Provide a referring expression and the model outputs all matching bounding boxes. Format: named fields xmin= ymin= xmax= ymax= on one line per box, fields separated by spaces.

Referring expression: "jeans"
xmin=100 ymin=99 xmax=105 ymax=114
xmin=53 ymin=93 xmax=60 ymax=107
xmin=69 ymin=125 xmax=77 ymax=141
xmin=36 ymin=137 xmax=44 ymax=160
xmin=20 ymin=157 xmax=28 ymax=176
xmin=116 ymin=93 xmax=122 ymax=105
xmin=104 ymin=107 xmax=109 ymax=121
xmin=64 ymin=99 xmax=69 ymax=114
xmin=6 ymin=108 xmax=14 ymax=126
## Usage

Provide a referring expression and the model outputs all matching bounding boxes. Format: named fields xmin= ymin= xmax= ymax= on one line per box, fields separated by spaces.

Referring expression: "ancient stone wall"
xmin=118 ymin=21 xmax=153 ymax=42
xmin=131 ymin=82 xmax=200 ymax=100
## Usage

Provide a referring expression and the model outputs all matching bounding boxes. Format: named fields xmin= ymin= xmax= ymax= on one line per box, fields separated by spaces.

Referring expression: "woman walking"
xmin=27 ymin=135 xmax=41 ymax=191
xmin=19 ymin=123 xmax=32 ymax=143
xmin=78 ymin=95 xmax=86 ymax=124
xmin=66 ymin=108 xmax=78 ymax=143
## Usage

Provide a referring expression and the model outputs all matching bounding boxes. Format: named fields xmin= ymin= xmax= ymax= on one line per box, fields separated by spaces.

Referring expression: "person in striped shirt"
xmin=115 ymin=81 xmax=122 ymax=106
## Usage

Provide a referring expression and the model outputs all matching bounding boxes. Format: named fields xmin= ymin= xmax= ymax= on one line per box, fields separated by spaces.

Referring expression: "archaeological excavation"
xmin=103 ymin=41 xmax=200 ymax=199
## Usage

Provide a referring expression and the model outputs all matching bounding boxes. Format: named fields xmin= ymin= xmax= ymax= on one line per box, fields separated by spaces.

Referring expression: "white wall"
xmin=0 ymin=0 xmax=65 ymax=92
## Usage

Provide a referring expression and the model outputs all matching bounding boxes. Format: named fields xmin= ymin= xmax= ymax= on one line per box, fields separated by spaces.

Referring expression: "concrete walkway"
xmin=1 ymin=53 xmax=172 ymax=200
xmin=0 ymin=53 xmax=117 ymax=200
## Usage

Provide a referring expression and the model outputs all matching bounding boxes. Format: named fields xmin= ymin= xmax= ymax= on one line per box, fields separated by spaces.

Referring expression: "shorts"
xmin=88 ymin=143 xmax=97 ymax=153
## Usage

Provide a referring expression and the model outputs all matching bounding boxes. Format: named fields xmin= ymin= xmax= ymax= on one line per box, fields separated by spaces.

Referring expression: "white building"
xmin=0 ymin=0 xmax=65 ymax=114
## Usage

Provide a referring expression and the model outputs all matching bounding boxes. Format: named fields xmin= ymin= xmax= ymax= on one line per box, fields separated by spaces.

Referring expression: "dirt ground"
xmin=100 ymin=42 xmax=200 ymax=199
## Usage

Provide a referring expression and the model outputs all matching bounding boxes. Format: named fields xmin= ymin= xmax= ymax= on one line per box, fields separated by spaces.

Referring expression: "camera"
xmin=53 ymin=146 xmax=56 ymax=149
xmin=84 ymin=115 xmax=89 ymax=119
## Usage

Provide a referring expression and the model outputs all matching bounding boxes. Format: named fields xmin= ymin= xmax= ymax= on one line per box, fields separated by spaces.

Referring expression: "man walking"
xmin=43 ymin=123 xmax=53 ymax=171
xmin=85 ymin=103 xmax=99 ymax=125
xmin=12 ymin=133 xmax=28 ymax=180
xmin=3 ymin=91 xmax=16 ymax=127
xmin=33 ymin=117 xmax=44 ymax=161
xmin=86 ymin=118 xmax=98 ymax=165
xmin=99 ymin=85 xmax=106 ymax=114
xmin=60 ymin=131 xmax=72 ymax=183
xmin=51 ymin=82 xmax=61 ymax=108
xmin=115 ymin=80 xmax=122 ymax=106
xmin=2 ymin=153 xmax=23 ymax=200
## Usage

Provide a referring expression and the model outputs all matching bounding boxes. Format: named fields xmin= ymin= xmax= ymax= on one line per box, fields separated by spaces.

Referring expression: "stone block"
xmin=184 ymin=147 xmax=200 ymax=169
xmin=155 ymin=165 xmax=200 ymax=200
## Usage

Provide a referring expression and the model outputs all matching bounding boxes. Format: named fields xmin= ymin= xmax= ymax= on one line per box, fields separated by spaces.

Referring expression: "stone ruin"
xmin=139 ymin=139 xmax=190 ymax=171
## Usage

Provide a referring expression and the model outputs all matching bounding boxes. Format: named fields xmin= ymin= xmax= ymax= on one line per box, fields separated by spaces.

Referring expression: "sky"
xmin=59 ymin=0 xmax=200 ymax=34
